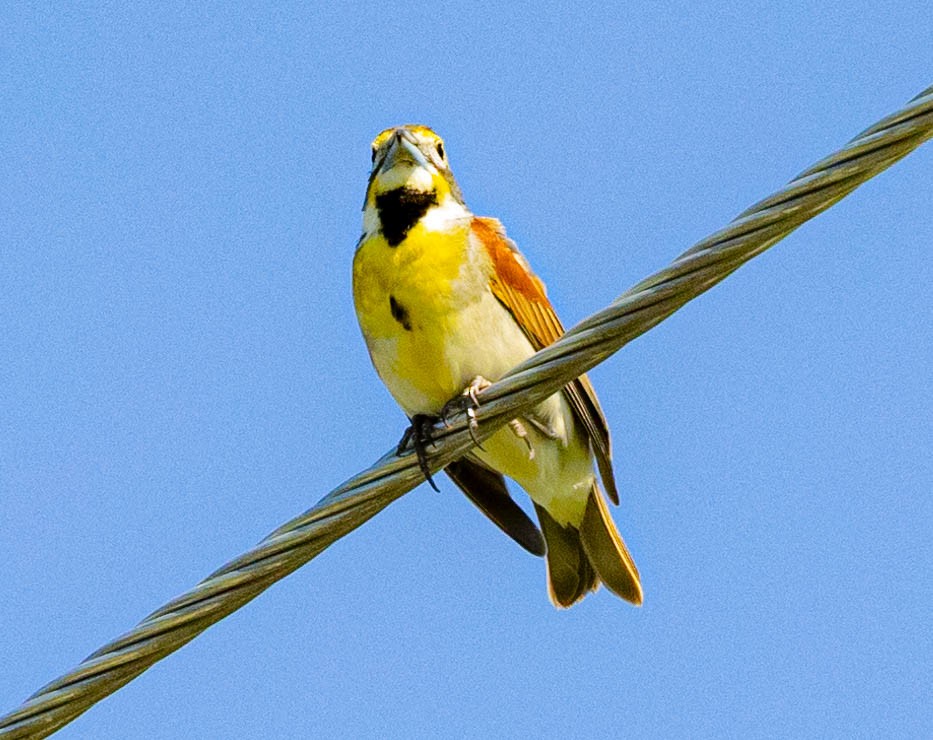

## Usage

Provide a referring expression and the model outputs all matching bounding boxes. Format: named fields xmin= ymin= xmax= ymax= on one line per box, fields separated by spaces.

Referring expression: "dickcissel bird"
xmin=352 ymin=125 xmax=642 ymax=606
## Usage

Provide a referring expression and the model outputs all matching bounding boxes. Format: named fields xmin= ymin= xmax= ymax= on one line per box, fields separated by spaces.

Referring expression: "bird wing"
xmin=470 ymin=216 xmax=619 ymax=505
xmin=445 ymin=457 xmax=546 ymax=556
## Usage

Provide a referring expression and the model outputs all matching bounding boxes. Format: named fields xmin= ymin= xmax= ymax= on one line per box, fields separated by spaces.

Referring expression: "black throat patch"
xmin=375 ymin=187 xmax=438 ymax=247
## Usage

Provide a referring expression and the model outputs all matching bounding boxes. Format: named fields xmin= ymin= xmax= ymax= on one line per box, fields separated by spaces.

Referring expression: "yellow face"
xmin=365 ymin=125 xmax=463 ymax=207
xmin=370 ymin=124 xmax=443 ymax=154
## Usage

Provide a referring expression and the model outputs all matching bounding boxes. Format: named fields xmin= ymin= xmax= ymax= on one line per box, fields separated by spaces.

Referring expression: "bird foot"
xmin=508 ymin=418 xmax=535 ymax=460
xmin=440 ymin=376 xmax=535 ymax=459
xmin=441 ymin=376 xmax=492 ymax=449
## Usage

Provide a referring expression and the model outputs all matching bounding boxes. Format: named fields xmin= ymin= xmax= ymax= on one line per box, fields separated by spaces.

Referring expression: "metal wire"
xmin=2 ymin=84 xmax=931 ymax=739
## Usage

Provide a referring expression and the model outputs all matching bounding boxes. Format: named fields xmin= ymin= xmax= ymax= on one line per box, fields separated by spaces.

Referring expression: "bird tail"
xmin=535 ymin=484 xmax=642 ymax=607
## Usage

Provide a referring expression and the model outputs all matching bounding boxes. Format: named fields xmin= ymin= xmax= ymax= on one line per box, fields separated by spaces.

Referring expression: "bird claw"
xmin=508 ymin=418 xmax=535 ymax=460
xmin=397 ymin=414 xmax=440 ymax=492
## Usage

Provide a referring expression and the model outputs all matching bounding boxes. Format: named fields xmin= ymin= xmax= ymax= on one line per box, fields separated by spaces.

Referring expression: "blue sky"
xmin=1 ymin=3 xmax=930 ymax=738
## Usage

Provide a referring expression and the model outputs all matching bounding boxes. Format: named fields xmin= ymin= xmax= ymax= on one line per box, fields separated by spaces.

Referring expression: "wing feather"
xmin=471 ymin=217 xmax=619 ymax=504
xmin=445 ymin=457 xmax=546 ymax=556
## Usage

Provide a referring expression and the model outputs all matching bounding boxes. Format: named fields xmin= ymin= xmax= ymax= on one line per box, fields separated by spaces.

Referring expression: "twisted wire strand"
xmin=2 ymin=85 xmax=930 ymax=739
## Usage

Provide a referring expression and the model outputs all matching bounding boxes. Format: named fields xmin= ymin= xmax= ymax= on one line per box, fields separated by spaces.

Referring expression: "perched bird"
xmin=352 ymin=125 xmax=642 ymax=606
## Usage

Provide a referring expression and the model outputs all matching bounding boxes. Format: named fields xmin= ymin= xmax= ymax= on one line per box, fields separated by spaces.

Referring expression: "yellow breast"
xmin=352 ymin=218 xmax=483 ymax=413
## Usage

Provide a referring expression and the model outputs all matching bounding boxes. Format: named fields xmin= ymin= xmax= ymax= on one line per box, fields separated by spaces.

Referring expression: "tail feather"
xmin=535 ymin=485 xmax=643 ymax=608
xmin=579 ymin=484 xmax=643 ymax=605
xmin=534 ymin=503 xmax=597 ymax=607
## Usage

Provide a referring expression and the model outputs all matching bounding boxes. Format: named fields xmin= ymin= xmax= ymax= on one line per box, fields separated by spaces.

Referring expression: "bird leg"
xmin=397 ymin=414 xmax=441 ymax=492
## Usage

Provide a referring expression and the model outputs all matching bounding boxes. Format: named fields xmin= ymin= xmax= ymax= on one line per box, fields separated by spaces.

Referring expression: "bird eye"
xmin=436 ymin=142 xmax=445 ymax=160
xmin=371 ymin=146 xmax=377 ymax=163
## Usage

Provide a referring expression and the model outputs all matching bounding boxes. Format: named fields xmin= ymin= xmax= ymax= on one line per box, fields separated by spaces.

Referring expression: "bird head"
xmin=364 ymin=125 xmax=465 ymax=216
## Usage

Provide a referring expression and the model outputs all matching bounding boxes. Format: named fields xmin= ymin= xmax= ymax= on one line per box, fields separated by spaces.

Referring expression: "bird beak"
xmin=378 ymin=130 xmax=430 ymax=174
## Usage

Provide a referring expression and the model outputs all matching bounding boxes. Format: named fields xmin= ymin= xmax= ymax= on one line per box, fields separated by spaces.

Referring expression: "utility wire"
xmin=1 ymin=84 xmax=930 ymax=739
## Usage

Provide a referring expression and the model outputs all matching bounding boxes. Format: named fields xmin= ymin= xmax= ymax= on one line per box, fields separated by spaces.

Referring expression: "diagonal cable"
xmin=1 ymin=84 xmax=931 ymax=739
